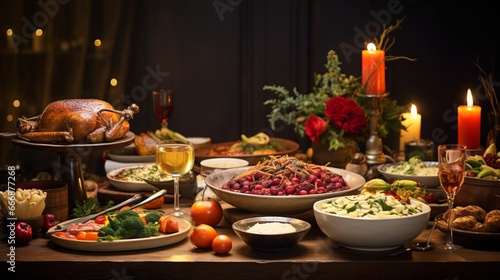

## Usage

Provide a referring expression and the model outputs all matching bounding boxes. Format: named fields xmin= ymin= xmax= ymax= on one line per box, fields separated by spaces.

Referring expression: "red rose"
xmin=305 ymin=114 xmax=328 ymax=142
xmin=324 ymin=96 xmax=367 ymax=134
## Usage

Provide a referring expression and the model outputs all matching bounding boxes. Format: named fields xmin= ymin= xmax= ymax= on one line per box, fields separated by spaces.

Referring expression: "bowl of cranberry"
xmin=203 ymin=155 xmax=365 ymax=215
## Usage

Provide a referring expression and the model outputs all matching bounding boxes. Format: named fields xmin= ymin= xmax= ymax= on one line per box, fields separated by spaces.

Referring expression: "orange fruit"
xmin=143 ymin=194 xmax=165 ymax=209
xmin=190 ymin=199 xmax=223 ymax=227
xmin=189 ymin=224 xmax=217 ymax=249
xmin=212 ymin=235 xmax=232 ymax=254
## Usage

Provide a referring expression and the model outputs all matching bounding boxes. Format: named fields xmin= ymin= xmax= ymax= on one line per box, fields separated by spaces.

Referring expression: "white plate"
xmin=49 ymin=218 xmax=191 ymax=252
xmin=377 ymin=161 xmax=440 ymax=188
xmin=107 ymin=164 xmax=172 ymax=192
xmin=107 ymin=147 xmax=155 ymax=163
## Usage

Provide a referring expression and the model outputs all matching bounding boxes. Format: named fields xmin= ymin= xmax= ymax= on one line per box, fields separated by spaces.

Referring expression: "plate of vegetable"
xmin=49 ymin=210 xmax=191 ymax=252
xmin=195 ymin=133 xmax=299 ymax=165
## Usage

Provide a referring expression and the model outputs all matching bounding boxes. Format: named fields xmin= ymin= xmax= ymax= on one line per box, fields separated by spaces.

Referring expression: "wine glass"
xmin=152 ymin=89 xmax=174 ymax=128
xmin=156 ymin=139 xmax=195 ymax=220
xmin=437 ymin=144 xmax=467 ymax=250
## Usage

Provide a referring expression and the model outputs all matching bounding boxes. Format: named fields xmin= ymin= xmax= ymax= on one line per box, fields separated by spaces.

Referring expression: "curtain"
xmin=0 ymin=0 xmax=136 ymax=179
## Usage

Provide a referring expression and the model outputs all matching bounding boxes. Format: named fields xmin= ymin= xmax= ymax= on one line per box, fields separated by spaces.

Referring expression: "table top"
xmin=1 ymin=199 xmax=499 ymax=280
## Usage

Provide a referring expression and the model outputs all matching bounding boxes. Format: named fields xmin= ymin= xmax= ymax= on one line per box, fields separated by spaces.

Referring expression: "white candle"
xmin=399 ymin=104 xmax=422 ymax=153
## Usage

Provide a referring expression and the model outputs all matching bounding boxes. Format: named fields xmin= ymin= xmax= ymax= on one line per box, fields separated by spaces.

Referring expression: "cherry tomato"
xmin=189 ymin=224 xmax=217 ymax=249
xmin=424 ymin=193 xmax=437 ymax=203
xmin=190 ymin=199 xmax=223 ymax=227
xmin=212 ymin=235 xmax=232 ymax=255
xmin=95 ymin=215 xmax=107 ymax=224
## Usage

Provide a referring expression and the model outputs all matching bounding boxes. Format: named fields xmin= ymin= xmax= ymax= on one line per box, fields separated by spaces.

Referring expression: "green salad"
xmin=386 ymin=156 xmax=438 ymax=176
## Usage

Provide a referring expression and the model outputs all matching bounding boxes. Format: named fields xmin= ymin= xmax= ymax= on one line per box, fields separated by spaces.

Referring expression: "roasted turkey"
xmin=16 ymin=99 xmax=139 ymax=144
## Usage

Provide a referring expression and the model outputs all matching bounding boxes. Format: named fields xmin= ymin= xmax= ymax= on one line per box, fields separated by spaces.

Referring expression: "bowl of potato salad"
xmin=313 ymin=192 xmax=431 ymax=251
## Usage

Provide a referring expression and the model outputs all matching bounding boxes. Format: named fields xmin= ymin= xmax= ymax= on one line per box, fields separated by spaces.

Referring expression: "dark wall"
xmin=124 ymin=0 xmax=499 ymax=150
xmin=1 ymin=0 xmax=498 ymax=177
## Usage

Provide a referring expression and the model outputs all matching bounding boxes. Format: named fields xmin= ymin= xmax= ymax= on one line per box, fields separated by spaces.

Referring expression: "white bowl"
xmin=186 ymin=137 xmax=211 ymax=149
xmin=107 ymin=164 xmax=162 ymax=192
xmin=204 ymin=166 xmax=365 ymax=215
xmin=232 ymin=216 xmax=311 ymax=251
xmin=377 ymin=161 xmax=440 ymax=188
xmin=313 ymin=196 xmax=431 ymax=251
xmin=200 ymin=158 xmax=249 ymax=177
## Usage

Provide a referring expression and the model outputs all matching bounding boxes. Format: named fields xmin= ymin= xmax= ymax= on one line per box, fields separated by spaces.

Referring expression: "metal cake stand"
xmin=12 ymin=131 xmax=135 ymax=212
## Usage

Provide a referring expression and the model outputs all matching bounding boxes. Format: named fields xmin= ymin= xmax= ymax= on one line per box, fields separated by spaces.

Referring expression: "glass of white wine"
xmin=437 ymin=144 xmax=467 ymax=250
xmin=156 ymin=139 xmax=195 ymax=219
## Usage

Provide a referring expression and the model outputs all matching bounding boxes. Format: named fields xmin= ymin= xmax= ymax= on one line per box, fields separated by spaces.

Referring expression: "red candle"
xmin=458 ymin=89 xmax=481 ymax=149
xmin=362 ymin=43 xmax=385 ymax=94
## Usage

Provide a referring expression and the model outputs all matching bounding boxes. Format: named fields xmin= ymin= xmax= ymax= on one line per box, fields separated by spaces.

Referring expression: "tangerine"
xmin=189 ymin=224 xmax=217 ymax=249
xmin=212 ymin=234 xmax=232 ymax=255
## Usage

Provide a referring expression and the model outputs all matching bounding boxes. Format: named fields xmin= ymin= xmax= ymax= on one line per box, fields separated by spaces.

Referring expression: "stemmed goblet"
xmin=156 ymin=139 xmax=195 ymax=220
xmin=152 ymin=89 xmax=173 ymax=128
xmin=437 ymin=144 xmax=467 ymax=250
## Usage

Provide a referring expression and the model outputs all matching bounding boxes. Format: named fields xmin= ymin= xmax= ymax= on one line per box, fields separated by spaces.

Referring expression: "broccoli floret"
xmin=101 ymin=210 xmax=161 ymax=240
xmin=115 ymin=209 xmax=140 ymax=221
xmin=115 ymin=227 xmax=135 ymax=239
xmin=134 ymin=226 xmax=152 ymax=238
xmin=98 ymin=225 xmax=115 ymax=237
xmin=108 ymin=216 xmax=122 ymax=231
xmin=146 ymin=223 xmax=160 ymax=236
xmin=144 ymin=210 xmax=162 ymax=224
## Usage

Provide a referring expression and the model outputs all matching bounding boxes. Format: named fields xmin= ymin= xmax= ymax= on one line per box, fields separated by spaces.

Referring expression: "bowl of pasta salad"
xmin=313 ymin=192 xmax=431 ymax=251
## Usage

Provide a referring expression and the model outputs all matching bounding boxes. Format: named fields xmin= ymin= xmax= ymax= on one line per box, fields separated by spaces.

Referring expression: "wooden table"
xmin=1 ymin=200 xmax=499 ymax=280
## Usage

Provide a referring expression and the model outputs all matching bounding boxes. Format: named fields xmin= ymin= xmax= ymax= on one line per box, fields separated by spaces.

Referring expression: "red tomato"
xmin=95 ymin=215 xmax=107 ymax=224
xmin=190 ymin=199 xmax=223 ymax=227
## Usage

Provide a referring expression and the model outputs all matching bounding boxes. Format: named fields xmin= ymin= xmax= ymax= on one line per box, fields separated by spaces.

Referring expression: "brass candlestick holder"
xmin=358 ymin=92 xmax=389 ymax=166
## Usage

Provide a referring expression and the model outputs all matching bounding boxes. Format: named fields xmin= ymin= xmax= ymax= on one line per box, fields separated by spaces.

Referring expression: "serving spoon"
xmin=389 ymin=223 xmax=436 ymax=256
xmin=412 ymin=222 xmax=436 ymax=251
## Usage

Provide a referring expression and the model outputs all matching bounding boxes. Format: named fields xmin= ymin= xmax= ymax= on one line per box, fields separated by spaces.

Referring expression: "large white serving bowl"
xmin=313 ymin=196 xmax=431 ymax=251
xmin=377 ymin=161 xmax=439 ymax=188
xmin=204 ymin=166 xmax=365 ymax=215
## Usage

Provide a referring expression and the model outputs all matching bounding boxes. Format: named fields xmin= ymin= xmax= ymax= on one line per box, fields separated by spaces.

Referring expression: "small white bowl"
xmin=232 ymin=216 xmax=311 ymax=251
xmin=313 ymin=195 xmax=431 ymax=251
xmin=186 ymin=137 xmax=211 ymax=149
xmin=200 ymin=158 xmax=249 ymax=177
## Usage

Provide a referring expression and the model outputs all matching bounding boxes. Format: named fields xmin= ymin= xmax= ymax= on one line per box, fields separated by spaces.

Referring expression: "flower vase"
xmin=311 ymin=142 xmax=356 ymax=168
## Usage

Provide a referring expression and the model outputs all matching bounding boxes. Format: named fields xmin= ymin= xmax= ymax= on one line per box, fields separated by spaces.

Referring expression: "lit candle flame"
xmin=367 ymin=43 xmax=376 ymax=52
xmin=466 ymin=89 xmax=474 ymax=106
xmin=35 ymin=29 xmax=43 ymax=36
xmin=410 ymin=104 xmax=418 ymax=115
